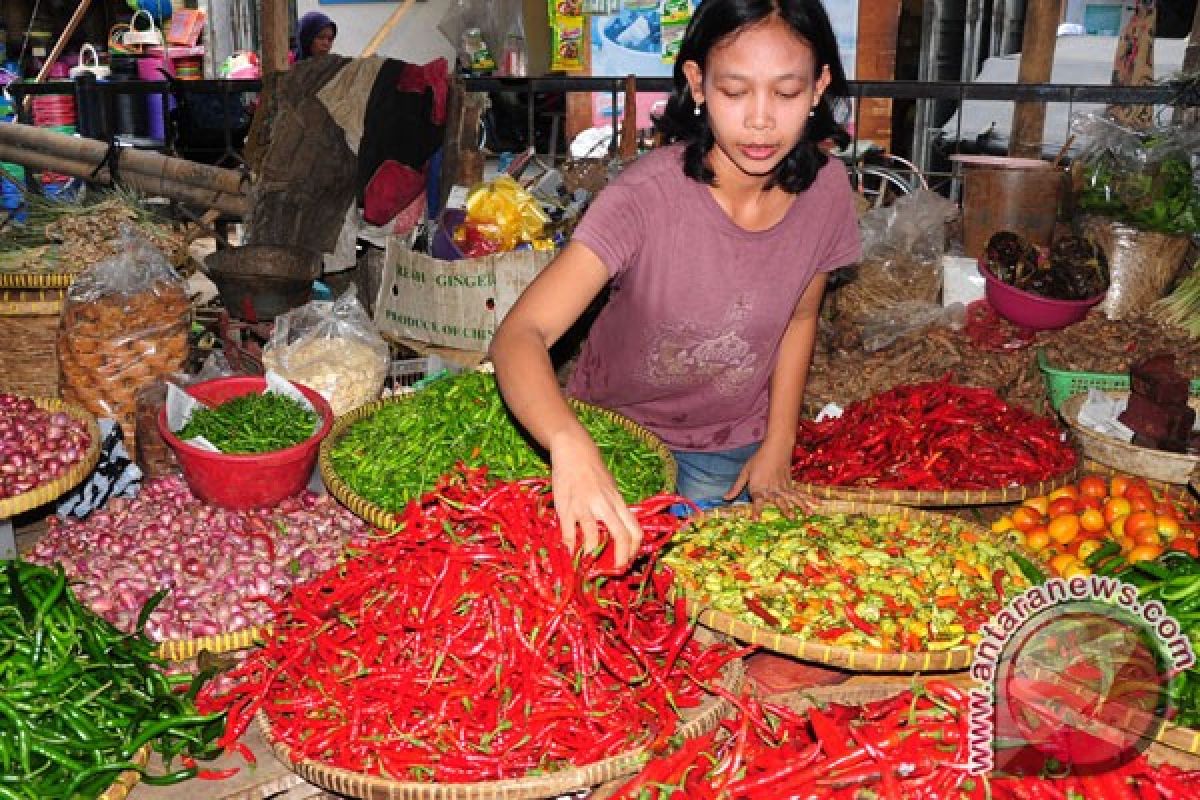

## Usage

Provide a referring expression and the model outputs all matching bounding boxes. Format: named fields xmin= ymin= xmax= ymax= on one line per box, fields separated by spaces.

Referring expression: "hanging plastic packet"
xmin=551 ymin=15 xmax=584 ymax=72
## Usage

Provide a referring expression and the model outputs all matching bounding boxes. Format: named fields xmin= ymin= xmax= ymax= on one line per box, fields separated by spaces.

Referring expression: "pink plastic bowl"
xmin=978 ymin=260 xmax=1105 ymax=331
xmin=157 ymin=376 xmax=333 ymax=510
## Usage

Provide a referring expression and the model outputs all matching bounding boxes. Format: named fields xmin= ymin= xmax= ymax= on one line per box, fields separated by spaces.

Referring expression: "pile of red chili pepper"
xmin=607 ymin=682 xmax=1200 ymax=799
xmin=792 ymin=377 xmax=1077 ymax=490
xmin=196 ymin=468 xmax=739 ymax=783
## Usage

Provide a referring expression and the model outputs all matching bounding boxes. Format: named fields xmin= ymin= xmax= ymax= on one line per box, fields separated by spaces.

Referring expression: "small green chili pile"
xmin=329 ymin=371 xmax=667 ymax=509
xmin=0 ymin=560 xmax=227 ymax=797
xmin=179 ymin=392 xmax=318 ymax=454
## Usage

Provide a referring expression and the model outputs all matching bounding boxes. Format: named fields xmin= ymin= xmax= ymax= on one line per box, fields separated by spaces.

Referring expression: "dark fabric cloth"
xmin=295 ymin=12 xmax=337 ymax=61
xmin=247 ymin=56 xmax=358 ymax=253
xmin=357 ymin=59 xmax=447 ymax=226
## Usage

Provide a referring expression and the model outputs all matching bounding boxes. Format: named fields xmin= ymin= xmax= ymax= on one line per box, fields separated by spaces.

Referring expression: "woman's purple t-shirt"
xmin=566 ymin=144 xmax=861 ymax=452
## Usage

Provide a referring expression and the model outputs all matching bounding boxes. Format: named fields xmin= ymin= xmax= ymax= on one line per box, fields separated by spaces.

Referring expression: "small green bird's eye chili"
xmin=179 ymin=392 xmax=318 ymax=454
xmin=329 ymin=371 xmax=667 ymax=509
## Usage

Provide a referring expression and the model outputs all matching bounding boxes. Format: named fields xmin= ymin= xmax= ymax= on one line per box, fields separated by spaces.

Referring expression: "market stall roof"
xmin=939 ymin=35 xmax=1188 ymax=159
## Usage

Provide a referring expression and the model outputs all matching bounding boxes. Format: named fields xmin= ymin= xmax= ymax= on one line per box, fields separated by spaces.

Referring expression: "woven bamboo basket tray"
xmin=780 ymin=680 xmax=1200 ymax=771
xmin=0 ymin=293 xmax=63 ymax=398
xmin=1062 ymin=392 xmax=1199 ymax=486
xmin=255 ymin=655 xmax=744 ymax=800
xmin=153 ymin=624 xmax=267 ymax=661
xmin=320 ymin=396 xmax=677 ymax=530
xmin=0 ymin=399 xmax=100 ymax=519
xmin=0 ymin=271 xmax=76 ymax=290
xmin=792 ymin=460 xmax=1082 ymax=509
xmin=96 ymin=744 xmax=152 ymax=800
xmin=680 ymin=500 xmax=1021 ymax=673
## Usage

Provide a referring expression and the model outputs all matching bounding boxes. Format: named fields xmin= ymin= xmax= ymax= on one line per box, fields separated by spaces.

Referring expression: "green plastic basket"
xmin=1038 ymin=349 xmax=1200 ymax=412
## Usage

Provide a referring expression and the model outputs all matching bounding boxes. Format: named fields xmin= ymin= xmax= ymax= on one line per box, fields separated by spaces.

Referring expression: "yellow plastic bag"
xmin=464 ymin=176 xmax=549 ymax=252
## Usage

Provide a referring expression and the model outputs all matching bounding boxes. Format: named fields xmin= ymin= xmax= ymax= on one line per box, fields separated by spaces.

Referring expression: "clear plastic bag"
xmin=835 ymin=190 xmax=957 ymax=322
xmin=262 ymin=288 xmax=389 ymax=416
xmin=1069 ymin=112 xmax=1200 ymax=236
xmin=58 ymin=227 xmax=191 ymax=453
xmin=860 ymin=302 xmax=967 ymax=353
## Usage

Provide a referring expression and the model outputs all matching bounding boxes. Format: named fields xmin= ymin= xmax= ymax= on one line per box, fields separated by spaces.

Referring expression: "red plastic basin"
xmin=157 ymin=376 xmax=333 ymax=510
xmin=978 ymin=259 xmax=1105 ymax=331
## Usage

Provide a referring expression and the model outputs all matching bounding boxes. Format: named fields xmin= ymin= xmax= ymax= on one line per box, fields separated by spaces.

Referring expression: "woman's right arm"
xmin=489 ymin=241 xmax=645 ymax=569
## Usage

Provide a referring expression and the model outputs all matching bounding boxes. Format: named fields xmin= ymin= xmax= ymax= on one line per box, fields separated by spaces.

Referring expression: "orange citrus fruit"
xmin=1134 ymin=528 xmax=1162 ymax=547
xmin=1048 ymin=514 xmax=1081 ymax=546
xmin=1026 ymin=528 xmax=1051 ymax=552
xmin=1078 ymin=475 xmax=1109 ymax=500
xmin=1126 ymin=511 xmax=1159 ymax=538
xmin=1104 ymin=497 xmax=1133 ymax=526
xmin=1125 ymin=543 xmax=1163 ymax=564
xmin=1079 ymin=508 xmax=1106 ymax=534
xmin=1049 ymin=485 xmax=1080 ymax=502
xmin=1050 ymin=552 xmax=1078 ymax=576
xmin=1012 ymin=506 xmax=1044 ymax=533
xmin=1157 ymin=515 xmax=1182 ymax=539
xmin=1048 ymin=497 xmax=1078 ymax=518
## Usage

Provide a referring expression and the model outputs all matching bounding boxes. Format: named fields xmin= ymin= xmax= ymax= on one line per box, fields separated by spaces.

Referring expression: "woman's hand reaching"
xmin=549 ymin=429 xmax=645 ymax=571
xmin=724 ymin=440 xmax=815 ymax=518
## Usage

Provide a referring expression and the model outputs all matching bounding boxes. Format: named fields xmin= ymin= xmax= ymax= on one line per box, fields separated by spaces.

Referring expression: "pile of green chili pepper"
xmin=1118 ymin=551 xmax=1200 ymax=728
xmin=0 ymin=560 xmax=227 ymax=798
xmin=328 ymin=370 xmax=667 ymax=509
xmin=178 ymin=392 xmax=319 ymax=454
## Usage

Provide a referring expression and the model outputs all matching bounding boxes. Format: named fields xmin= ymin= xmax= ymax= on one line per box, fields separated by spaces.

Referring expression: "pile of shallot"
xmin=0 ymin=393 xmax=92 ymax=499
xmin=28 ymin=476 xmax=372 ymax=642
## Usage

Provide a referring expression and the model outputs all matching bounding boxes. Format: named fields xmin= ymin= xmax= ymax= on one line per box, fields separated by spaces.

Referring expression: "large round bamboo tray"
xmin=0 ymin=398 xmax=100 ymax=519
xmin=97 ymin=744 xmax=152 ymax=800
xmin=153 ymin=625 xmax=267 ymax=661
xmin=792 ymin=461 xmax=1082 ymax=508
xmin=779 ymin=680 xmax=1200 ymax=771
xmin=0 ymin=271 xmax=76 ymax=290
xmin=681 ymin=500 xmax=1022 ymax=672
xmin=255 ymin=655 xmax=744 ymax=800
xmin=320 ymin=396 xmax=677 ymax=529
xmin=1063 ymin=392 xmax=1199 ymax=486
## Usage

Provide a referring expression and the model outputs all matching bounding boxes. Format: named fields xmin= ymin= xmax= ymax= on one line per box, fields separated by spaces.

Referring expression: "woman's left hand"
xmin=724 ymin=441 xmax=815 ymax=518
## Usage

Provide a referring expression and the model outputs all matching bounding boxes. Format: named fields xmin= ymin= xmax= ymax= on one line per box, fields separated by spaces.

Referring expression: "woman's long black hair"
xmin=654 ymin=0 xmax=850 ymax=193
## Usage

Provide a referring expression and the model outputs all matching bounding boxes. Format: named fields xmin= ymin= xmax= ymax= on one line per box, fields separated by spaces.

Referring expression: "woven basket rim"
xmin=0 ymin=271 xmax=76 ymax=290
xmin=320 ymin=393 xmax=677 ymax=530
xmin=793 ymin=460 xmax=1081 ymax=507
xmin=255 ymin=656 xmax=744 ymax=800
xmin=1062 ymin=391 xmax=1199 ymax=486
xmin=0 ymin=398 xmax=100 ymax=519
xmin=678 ymin=501 xmax=1013 ymax=672
xmin=96 ymin=744 xmax=151 ymax=800
xmin=776 ymin=681 xmax=1200 ymax=770
xmin=153 ymin=624 xmax=268 ymax=662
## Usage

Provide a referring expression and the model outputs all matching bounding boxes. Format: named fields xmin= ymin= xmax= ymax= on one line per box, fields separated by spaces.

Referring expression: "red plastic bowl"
xmin=978 ymin=260 xmax=1105 ymax=331
xmin=156 ymin=376 xmax=333 ymax=510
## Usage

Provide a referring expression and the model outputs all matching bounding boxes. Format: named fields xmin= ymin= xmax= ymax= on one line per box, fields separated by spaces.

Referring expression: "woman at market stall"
xmin=293 ymin=12 xmax=337 ymax=61
xmin=491 ymin=0 xmax=861 ymax=568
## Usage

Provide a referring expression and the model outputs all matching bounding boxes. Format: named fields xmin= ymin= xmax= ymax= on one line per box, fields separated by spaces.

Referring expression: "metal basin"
xmin=202 ymin=245 xmax=322 ymax=323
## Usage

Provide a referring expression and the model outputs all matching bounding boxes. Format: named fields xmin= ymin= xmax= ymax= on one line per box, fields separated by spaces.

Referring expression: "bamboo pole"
xmin=0 ymin=144 xmax=249 ymax=215
xmin=361 ymin=0 xmax=416 ymax=57
xmin=0 ymin=121 xmax=247 ymax=197
xmin=1008 ymin=0 xmax=1063 ymax=159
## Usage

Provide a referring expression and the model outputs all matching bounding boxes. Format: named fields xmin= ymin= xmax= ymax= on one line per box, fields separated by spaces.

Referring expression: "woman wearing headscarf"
xmin=293 ymin=12 xmax=337 ymax=61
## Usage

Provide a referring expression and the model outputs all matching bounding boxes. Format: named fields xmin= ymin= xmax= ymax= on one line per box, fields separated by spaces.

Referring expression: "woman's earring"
xmin=809 ymin=109 xmax=816 ymax=117
xmin=694 ymin=103 xmax=703 ymax=117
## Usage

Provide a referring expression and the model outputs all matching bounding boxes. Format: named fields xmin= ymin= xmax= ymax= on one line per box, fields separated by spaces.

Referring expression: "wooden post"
xmin=619 ymin=75 xmax=638 ymax=160
xmin=260 ymin=0 xmax=291 ymax=74
xmin=1008 ymin=0 xmax=1063 ymax=159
